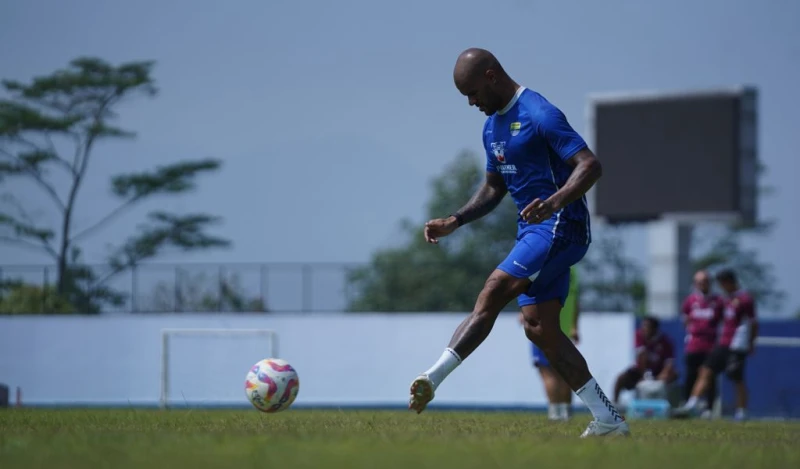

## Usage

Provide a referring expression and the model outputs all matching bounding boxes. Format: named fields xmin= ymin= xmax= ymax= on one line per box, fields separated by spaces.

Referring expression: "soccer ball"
xmin=245 ymin=358 xmax=300 ymax=413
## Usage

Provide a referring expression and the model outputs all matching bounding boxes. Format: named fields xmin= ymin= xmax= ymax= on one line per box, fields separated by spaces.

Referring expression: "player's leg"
xmin=613 ymin=367 xmax=643 ymax=403
xmin=408 ymin=243 xmax=540 ymax=413
xmin=683 ymin=352 xmax=702 ymax=403
xmin=532 ymin=345 xmax=566 ymax=420
xmin=678 ymin=346 xmax=725 ymax=414
xmin=518 ymin=240 xmax=628 ymax=437
xmin=409 ymin=230 xmax=552 ymax=413
xmin=725 ymin=352 xmax=748 ymax=420
xmin=554 ymin=372 xmax=574 ymax=419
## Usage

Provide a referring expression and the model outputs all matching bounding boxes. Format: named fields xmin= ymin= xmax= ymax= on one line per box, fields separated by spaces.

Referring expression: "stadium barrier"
xmin=0 ymin=312 xmax=634 ymax=410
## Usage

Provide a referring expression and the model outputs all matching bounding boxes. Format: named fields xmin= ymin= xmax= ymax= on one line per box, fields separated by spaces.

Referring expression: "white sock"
xmin=735 ymin=408 xmax=747 ymax=419
xmin=557 ymin=403 xmax=570 ymax=419
xmin=576 ymin=377 xmax=624 ymax=424
xmin=424 ymin=348 xmax=462 ymax=390
xmin=685 ymin=396 xmax=699 ymax=409
xmin=547 ymin=403 xmax=559 ymax=420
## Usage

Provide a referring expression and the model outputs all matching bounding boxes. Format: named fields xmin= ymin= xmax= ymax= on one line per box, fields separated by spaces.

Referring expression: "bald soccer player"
xmin=408 ymin=48 xmax=628 ymax=438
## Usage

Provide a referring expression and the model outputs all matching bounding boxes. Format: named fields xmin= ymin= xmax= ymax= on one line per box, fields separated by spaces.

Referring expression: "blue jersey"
xmin=483 ymin=87 xmax=591 ymax=244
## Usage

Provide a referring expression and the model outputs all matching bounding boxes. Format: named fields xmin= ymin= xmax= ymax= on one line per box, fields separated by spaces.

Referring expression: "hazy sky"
xmin=1 ymin=0 xmax=798 ymax=315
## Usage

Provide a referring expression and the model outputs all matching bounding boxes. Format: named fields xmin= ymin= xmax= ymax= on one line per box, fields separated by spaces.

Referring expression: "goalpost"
xmin=160 ymin=328 xmax=279 ymax=409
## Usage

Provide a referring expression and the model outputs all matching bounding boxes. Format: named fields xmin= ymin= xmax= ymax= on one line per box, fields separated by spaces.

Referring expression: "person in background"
xmin=680 ymin=269 xmax=724 ymax=416
xmin=677 ymin=269 xmax=758 ymax=421
xmin=520 ymin=266 xmax=580 ymax=421
xmin=613 ymin=316 xmax=678 ymax=405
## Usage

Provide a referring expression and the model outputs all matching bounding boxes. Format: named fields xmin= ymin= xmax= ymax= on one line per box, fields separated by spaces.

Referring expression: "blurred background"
xmin=0 ymin=0 xmax=798 ymax=418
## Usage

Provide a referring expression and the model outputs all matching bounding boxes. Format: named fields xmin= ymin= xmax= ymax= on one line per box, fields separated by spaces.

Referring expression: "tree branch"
xmin=0 ymin=147 xmax=66 ymax=212
xmin=0 ymin=235 xmax=58 ymax=259
xmin=70 ymin=196 xmax=142 ymax=243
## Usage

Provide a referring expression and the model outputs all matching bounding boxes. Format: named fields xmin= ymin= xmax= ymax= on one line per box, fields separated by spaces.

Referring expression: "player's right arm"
xmin=424 ymin=172 xmax=507 ymax=244
xmin=452 ymin=172 xmax=507 ymax=225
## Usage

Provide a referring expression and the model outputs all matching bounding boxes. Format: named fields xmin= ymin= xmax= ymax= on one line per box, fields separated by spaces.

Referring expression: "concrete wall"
xmin=0 ymin=312 xmax=635 ymax=409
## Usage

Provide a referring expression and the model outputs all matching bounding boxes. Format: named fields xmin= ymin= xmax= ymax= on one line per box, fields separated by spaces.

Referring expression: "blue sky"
xmin=1 ymin=0 xmax=798 ymax=315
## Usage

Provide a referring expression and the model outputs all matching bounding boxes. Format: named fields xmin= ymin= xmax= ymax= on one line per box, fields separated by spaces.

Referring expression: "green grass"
xmin=1 ymin=409 xmax=799 ymax=469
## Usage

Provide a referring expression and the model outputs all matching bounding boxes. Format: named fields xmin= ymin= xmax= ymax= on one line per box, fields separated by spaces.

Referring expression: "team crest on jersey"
xmin=510 ymin=122 xmax=521 ymax=137
xmin=490 ymin=141 xmax=506 ymax=162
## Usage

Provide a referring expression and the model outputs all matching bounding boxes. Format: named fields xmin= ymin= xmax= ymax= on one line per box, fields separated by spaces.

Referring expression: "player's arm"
xmin=549 ymin=149 xmax=602 ymax=211
xmin=450 ymin=172 xmax=507 ymax=226
xmin=539 ymin=107 xmax=602 ymax=211
xmin=747 ymin=299 xmax=759 ymax=353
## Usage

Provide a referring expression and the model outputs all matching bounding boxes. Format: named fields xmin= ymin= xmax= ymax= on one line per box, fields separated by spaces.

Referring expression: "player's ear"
xmin=485 ymin=69 xmax=496 ymax=84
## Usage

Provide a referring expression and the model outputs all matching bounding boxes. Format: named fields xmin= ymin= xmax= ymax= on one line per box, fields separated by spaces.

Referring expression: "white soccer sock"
xmin=685 ymin=396 xmax=699 ymax=409
xmin=556 ymin=403 xmax=570 ymax=420
xmin=547 ymin=403 xmax=559 ymax=420
xmin=424 ymin=348 xmax=462 ymax=390
xmin=576 ymin=377 xmax=624 ymax=424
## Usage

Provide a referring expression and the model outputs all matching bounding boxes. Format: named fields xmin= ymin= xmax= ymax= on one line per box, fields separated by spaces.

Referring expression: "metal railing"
xmin=0 ymin=262 xmax=363 ymax=313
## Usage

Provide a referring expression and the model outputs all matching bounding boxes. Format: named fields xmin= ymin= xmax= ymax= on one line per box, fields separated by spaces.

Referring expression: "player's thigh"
xmin=618 ymin=366 xmax=643 ymax=390
xmin=724 ymin=351 xmax=747 ymax=383
xmin=497 ymin=228 xmax=554 ymax=282
xmin=704 ymin=346 xmax=729 ymax=375
xmin=518 ymin=237 xmax=589 ymax=310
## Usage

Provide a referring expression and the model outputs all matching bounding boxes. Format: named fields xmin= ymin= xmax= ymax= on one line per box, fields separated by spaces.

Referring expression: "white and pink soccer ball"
xmin=244 ymin=358 xmax=300 ymax=413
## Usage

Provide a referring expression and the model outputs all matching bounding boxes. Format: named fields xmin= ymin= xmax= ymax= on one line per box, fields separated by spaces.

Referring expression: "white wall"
xmin=0 ymin=312 xmax=635 ymax=408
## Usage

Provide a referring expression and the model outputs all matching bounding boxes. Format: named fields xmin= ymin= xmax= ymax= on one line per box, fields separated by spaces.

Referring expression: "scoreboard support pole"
xmin=646 ymin=219 xmax=694 ymax=319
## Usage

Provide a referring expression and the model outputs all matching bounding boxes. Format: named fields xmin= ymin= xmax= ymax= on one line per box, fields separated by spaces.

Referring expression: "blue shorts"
xmin=531 ymin=343 xmax=550 ymax=367
xmin=497 ymin=227 xmax=588 ymax=307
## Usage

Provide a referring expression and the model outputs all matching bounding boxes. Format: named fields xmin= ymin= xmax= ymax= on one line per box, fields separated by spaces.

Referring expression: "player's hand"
xmin=424 ymin=217 xmax=458 ymax=244
xmin=570 ymin=327 xmax=579 ymax=344
xmin=520 ymin=198 xmax=556 ymax=224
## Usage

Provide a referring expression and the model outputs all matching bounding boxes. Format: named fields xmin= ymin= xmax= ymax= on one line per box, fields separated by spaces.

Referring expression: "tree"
xmin=347 ymin=150 xmax=646 ymax=313
xmin=691 ymin=161 xmax=785 ymax=313
xmin=692 ymin=223 xmax=785 ymax=312
xmin=579 ymin=227 xmax=646 ymax=314
xmin=0 ymin=57 xmax=229 ymax=312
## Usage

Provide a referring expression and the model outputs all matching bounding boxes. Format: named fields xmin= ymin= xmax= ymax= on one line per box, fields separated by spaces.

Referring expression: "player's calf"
xmin=521 ymin=301 xmax=626 ymax=429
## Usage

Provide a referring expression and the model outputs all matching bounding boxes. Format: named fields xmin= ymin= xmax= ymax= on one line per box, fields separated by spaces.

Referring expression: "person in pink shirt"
xmin=613 ymin=316 xmax=678 ymax=404
xmin=677 ymin=269 xmax=759 ymax=420
xmin=680 ymin=270 xmax=724 ymax=412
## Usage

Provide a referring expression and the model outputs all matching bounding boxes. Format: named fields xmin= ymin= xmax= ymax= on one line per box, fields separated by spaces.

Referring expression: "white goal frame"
xmin=159 ymin=328 xmax=279 ymax=409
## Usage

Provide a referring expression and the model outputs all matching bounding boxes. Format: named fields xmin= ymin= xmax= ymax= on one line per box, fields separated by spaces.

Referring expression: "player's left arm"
xmin=520 ymin=108 xmax=602 ymax=222
xmin=746 ymin=297 xmax=759 ymax=354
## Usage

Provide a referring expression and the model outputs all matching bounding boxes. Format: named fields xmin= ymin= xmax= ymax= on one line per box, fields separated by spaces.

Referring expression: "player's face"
xmin=456 ymin=70 xmax=502 ymax=116
xmin=694 ymin=274 xmax=710 ymax=294
xmin=718 ymin=279 xmax=736 ymax=294
xmin=641 ymin=320 xmax=657 ymax=339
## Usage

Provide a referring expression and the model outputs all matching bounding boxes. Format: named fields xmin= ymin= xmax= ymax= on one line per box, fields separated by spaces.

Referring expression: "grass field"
xmin=1 ymin=409 xmax=799 ymax=469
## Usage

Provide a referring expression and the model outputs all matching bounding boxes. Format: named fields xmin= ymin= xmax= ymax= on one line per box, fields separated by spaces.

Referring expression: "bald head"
xmin=453 ymin=48 xmax=502 ymax=84
xmin=694 ymin=269 xmax=711 ymax=294
xmin=453 ymin=48 xmax=515 ymax=116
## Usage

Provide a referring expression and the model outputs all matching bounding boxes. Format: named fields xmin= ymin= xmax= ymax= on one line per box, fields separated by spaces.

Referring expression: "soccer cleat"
xmin=580 ymin=419 xmax=631 ymax=438
xmin=408 ymin=374 xmax=435 ymax=414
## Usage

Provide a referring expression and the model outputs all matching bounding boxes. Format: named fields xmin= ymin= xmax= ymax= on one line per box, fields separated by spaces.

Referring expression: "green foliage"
xmin=692 ymin=223 xmax=785 ymax=312
xmin=579 ymin=228 xmax=646 ymax=314
xmin=0 ymin=282 xmax=75 ymax=314
xmin=0 ymin=57 xmax=229 ymax=313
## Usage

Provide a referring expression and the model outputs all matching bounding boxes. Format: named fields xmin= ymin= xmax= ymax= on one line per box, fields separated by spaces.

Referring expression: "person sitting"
xmin=613 ymin=316 xmax=678 ymax=405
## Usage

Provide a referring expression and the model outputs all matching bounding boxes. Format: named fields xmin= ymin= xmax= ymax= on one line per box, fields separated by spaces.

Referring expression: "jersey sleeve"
xmin=537 ymin=106 xmax=588 ymax=162
xmin=483 ymin=119 xmax=498 ymax=173
xmin=741 ymin=296 xmax=757 ymax=319
xmin=634 ymin=330 xmax=645 ymax=354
